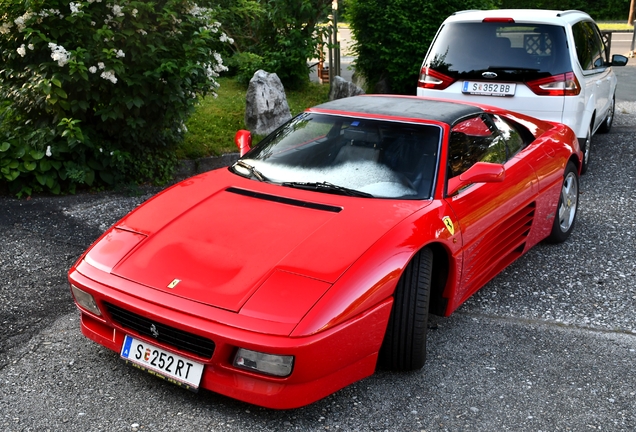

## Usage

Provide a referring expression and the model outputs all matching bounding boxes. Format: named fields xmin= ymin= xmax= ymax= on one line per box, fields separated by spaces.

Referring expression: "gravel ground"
xmin=1 ymin=109 xmax=635 ymax=431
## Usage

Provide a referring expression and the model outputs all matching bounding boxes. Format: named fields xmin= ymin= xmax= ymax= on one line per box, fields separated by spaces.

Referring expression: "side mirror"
xmin=447 ymin=162 xmax=505 ymax=196
xmin=234 ymin=130 xmax=252 ymax=157
xmin=611 ymin=54 xmax=628 ymax=67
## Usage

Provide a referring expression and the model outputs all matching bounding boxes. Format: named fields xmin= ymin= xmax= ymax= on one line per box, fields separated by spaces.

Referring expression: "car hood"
xmin=109 ymin=170 xmax=428 ymax=313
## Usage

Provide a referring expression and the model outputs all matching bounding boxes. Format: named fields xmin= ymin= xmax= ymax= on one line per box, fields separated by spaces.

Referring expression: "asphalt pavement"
xmin=611 ymin=32 xmax=636 ymax=103
xmin=1 ymin=65 xmax=636 ymax=431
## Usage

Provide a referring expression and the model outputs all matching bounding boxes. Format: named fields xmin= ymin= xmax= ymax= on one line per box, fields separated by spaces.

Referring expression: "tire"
xmin=597 ymin=95 xmax=615 ymax=134
xmin=579 ymin=124 xmax=591 ymax=175
xmin=378 ymin=247 xmax=433 ymax=371
xmin=546 ymin=162 xmax=579 ymax=243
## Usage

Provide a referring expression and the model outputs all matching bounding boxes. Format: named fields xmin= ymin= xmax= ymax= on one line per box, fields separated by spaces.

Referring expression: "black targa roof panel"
xmin=310 ymin=96 xmax=484 ymax=125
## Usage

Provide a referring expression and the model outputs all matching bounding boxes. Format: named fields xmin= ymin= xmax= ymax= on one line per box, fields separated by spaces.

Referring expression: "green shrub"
xmin=499 ymin=0 xmax=631 ymax=21
xmin=259 ymin=0 xmax=332 ymax=90
xmin=211 ymin=0 xmax=332 ymax=90
xmin=0 ymin=0 xmax=230 ymax=197
xmin=227 ymin=52 xmax=265 ymax=86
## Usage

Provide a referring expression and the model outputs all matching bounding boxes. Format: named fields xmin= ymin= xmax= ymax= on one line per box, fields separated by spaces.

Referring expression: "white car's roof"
xmin=445 ymin=9 xmax=592 ymax=25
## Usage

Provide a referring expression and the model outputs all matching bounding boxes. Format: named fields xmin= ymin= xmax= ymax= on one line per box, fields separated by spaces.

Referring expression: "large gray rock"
xmin=245 ymin=70 xmax=292 ymax=136
xmin=329 ymin=75 xmax=365 ymax=101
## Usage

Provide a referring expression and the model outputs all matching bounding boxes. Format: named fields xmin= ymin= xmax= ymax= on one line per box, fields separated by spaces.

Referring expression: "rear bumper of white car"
xmin=417 ymin=84 xmax=588 ymax=139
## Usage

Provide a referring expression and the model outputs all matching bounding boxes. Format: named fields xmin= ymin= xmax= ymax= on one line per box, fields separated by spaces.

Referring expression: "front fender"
xmin=291 ymin=200 xmax=461 ymax=337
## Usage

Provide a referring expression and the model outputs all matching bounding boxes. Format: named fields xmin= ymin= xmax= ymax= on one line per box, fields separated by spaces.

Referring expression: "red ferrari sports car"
xmin=69 ymin=96 xmax=582 ymax=409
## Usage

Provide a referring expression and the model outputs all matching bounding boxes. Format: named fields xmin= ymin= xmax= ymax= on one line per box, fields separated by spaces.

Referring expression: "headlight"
xmin=233 ymin=348 xmax=294 ymax=377
xmin=70 ymin=284 xmax=102 ymax=316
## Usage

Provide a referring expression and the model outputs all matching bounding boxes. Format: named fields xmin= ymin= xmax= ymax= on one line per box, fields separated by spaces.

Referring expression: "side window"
xmin=490 ymin=115 xmax=526 ymax=157
xmin=572 ymin=21 xmax=592 ymax=70
xmin=591 ymin=24 xmax=607 ymax=68
xmin=572 ymin=21 xmax=604 ymax=71
xmin=448 ymin=115 xmax=505 ymax=178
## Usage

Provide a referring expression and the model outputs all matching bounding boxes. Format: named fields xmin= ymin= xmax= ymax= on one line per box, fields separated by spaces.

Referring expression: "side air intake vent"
xmin=461 ymin=202 xmax=536 ymax=296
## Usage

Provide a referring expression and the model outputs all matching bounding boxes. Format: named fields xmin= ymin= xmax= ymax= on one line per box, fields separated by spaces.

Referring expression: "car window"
xmin=490 ymin=115 xmax=526 ymax=158
xmin=241 ymin=113 xmax=442 ymax=199
xmin=424 ymin=22 xmax=571 ymax=81
xmin=448 ymin=115 xmax=505 ymax=178
xmin=572 ymin=21 xmax=605 ymax=70
xmin=591 ymin=24 xmax=608 ymax=67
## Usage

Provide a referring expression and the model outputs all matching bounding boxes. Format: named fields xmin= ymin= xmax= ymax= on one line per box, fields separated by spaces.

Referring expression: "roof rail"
xmin=452 ymin=10 xmax=480 ymax=16
xmin=556 ymin=10 xmax=590 ymax=18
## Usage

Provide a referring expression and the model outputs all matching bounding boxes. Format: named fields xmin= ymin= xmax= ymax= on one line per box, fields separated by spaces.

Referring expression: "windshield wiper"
xmin=231 ymin=160 xmax=268 ymax=182
xmin=486 ymin=66 xmax=540 ymax=72
xmin=282 ymin=181 xmax=373 ymax=198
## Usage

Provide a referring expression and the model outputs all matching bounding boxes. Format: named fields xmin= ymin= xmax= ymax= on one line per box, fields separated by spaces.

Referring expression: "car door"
xmin=572 ymin=21 xmax=612 ymax=130
xmin=590 ymin=22 xmax=613 ymax=126
xmin=444 ymin=114 xmax=539 ymax=304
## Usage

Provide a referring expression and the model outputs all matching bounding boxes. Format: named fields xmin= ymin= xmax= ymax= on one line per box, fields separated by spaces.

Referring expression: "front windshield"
xmin=235 ymin=113 xmax=442 ymax=199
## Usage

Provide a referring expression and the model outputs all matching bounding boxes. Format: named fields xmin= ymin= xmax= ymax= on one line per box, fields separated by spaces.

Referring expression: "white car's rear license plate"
xmin=462 ymin=81 xmax=516 ymax=96
xmin=120 ymin=335 xmax=204 ymax=391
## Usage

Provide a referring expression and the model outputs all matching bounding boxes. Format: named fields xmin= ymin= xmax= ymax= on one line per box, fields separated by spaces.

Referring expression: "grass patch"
xmin=598 ymin=22 xmax=634 ymax=31
xmin=179 ymin=77 xmax=330 ymax=159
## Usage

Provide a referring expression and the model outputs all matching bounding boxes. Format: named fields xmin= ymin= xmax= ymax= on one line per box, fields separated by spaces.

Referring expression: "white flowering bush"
xmin=0 ymin=0 xmax=231 ymax=196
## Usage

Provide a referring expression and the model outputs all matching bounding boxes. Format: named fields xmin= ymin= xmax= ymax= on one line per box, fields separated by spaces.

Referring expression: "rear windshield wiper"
xmin=486 ymin=66 xmax=540 ymax=72
xmin=282 ymin=181 xmax=374 ymax=198
xmin=231 ymin=160 xmax=269 ymax=182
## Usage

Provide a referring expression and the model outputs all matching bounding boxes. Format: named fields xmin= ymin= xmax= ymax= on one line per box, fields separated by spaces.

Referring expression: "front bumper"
xmin=68 ymin=261 xmax=392 ymax=409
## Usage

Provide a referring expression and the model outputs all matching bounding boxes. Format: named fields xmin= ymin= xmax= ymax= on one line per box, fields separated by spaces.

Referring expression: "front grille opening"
xmin=105 ymin=303 xmax=215 ymax=359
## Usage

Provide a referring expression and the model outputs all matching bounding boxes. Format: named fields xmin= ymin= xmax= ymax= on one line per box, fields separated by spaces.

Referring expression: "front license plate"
xmin=462 ymin=81 xmax=516 ymax=96
xmin=120 ymin=335 xmax=204 ymax=391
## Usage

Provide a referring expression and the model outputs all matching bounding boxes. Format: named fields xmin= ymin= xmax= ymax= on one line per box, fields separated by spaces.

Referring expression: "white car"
xmin=417 ymin=9 xmax=628 ymax=173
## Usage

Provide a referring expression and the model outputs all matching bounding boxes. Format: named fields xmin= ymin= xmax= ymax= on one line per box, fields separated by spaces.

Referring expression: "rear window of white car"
xmin=424 ymin=22 xmax=572 ymax=81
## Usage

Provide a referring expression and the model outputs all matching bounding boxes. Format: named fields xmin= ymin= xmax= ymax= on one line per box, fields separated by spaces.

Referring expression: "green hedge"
xmin=346 ymin=0 xmax=499 ymax=95
xmin=499 ymin=0 xmax=631 ymax=21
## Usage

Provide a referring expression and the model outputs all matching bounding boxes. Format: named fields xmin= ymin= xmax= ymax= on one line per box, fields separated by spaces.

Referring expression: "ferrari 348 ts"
xmin=69 ymin=96 xmax=582 ymax=409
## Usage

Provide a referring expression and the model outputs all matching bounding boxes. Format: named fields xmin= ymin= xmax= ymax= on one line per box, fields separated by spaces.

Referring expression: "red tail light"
xmin=418 ymin=67 xmax=455 ymax=90
xmin=526 ymin=72 xmax=581 ymax=96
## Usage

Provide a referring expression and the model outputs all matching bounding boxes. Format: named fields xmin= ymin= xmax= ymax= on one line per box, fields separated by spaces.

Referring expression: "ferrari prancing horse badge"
xmin=442 ymin=216 xmax=455 ymax=236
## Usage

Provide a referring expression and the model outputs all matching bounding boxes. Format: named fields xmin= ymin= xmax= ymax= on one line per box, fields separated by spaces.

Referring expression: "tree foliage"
xmin=258 ymin=0 xmax=333 ymax=89
xmin=499 ymin=0 xmax=630 ymax=21
xmin=213 ymin=0 xmax=333 ymax=89
xmin=346 ymin=0 xmax=500 ymax=95
xmin=0 ymin=0 xmax=231 ymax=197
